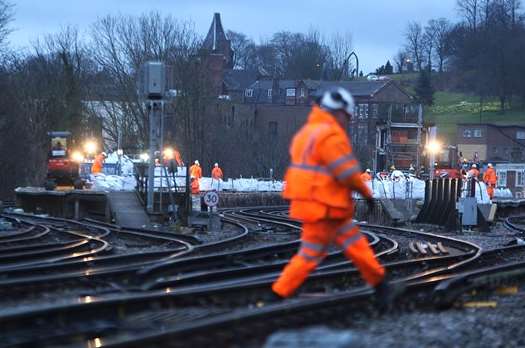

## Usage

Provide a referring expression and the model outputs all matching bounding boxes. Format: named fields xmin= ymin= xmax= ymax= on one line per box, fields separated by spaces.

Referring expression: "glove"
xmin=367 ymin=198 xmax=375 ymax=212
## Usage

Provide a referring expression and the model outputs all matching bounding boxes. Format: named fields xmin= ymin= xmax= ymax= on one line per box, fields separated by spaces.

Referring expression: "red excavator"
xmin=433 ymin=145 xmax=461 ymax=179
xmin=45 ymin=131 xmax=84 ymax=190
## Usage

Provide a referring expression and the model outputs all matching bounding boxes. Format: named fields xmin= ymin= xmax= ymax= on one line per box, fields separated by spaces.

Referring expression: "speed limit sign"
xmin=203 ymin=191 xmax=220 ymax=207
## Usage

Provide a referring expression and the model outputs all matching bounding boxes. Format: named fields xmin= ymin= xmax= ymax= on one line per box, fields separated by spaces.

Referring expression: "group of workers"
xmin=464 ymin=163 xmax=498 ymax=199
xmin=190 ymin=161 xmax=224 ymax=194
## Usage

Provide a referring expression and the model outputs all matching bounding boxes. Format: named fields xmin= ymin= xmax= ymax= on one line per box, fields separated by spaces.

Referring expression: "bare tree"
xmin=226 ymin=30 xmax=255 ymax=70
xmin=457 ymin=0 xmax=480 ymax=31
xmin=405 ymin=22 xmax=424 ymax=71
xmin=423 ymin=22 xmax=437 ymax=70
xmin=327 ymin=32 xmax=354 ymax=79
xmin=393 ymin=49 xmax=409 ymax=73
xmin=33 ymin=27 xmax=92 ymax=142
xmin=0 ymin=0 xmax=13 ymax=47
xmin=89 ymin=12 xmax=204 ymax=157
xmin=503 ymin=0 xmax=522 ymax=26
xmin=428 ymin=18 xmax=452 ymax=73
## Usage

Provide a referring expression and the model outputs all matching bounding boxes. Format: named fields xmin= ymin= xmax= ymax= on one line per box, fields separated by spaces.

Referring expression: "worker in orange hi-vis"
xmin=468 ymin=163 xmax=480 ymax=180
xmin=211 ymin=163 xmax=223 ymax=180
xmin=483 ymin=163 xmax=498 ymax=199
xmin=190 ymin=176 xmax=200 ymax=194
xmin=91 ymin=152 xmax=107 ymax=174
xmin=361 ymin=169 xmax=372 ymax=182
xmin=272 ymin=87 xmax=403 ymax=307
xmin=190 ymin=160 xmax=202 ymax=179
xmin=174 ymin=149 xmax=184 ymax=167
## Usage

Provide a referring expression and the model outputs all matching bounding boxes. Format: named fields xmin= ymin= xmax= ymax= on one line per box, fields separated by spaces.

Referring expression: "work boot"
xmin=374 ymin=279 xmax=406 ymax=311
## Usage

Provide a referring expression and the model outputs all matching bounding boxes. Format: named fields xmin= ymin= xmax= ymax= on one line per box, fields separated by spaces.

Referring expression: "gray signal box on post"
xmin=143 ymin=62 xmax=165 ymax=99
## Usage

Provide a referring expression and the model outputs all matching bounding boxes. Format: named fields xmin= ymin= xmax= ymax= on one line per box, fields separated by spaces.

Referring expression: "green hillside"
xmin=426 ymin=92 xmax=525 ymax=144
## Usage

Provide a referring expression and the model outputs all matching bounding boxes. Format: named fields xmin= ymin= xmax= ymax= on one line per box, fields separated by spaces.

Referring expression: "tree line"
xmin=227 ymin=29 xmax=356 ymax=79
xmin=399 ymin=0 xmax=525 ymax=110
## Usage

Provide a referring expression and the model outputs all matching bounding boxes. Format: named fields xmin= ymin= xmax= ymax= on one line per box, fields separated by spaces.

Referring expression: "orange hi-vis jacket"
xmin=91 ymin=154 xmax=104 ymax=174
xmin=211 ymin=167 xmax=223 ymax=180
xmin=283 ymin=106 xmax=372 ymax=222
xmin=483 ymin=167 xmax=497 ymax=185
xmin=190 ymin=164 xmax=202 ymax=179
xmin=468 ymin=168 xmax=480 ymax=179
xmin=360 ymin=172 xmax=372 ymax=182
xmin=174 ymin=150 xmax=183 ymax=166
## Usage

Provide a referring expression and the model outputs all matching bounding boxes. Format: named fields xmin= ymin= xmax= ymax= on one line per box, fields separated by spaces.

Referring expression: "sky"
xmin=8 ymin=0 xmax=459 ymax=73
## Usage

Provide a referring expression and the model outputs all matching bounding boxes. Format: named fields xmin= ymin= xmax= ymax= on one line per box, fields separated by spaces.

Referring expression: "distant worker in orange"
xmin=91 ymin=152 xmax=107 ymax=174
xmin=361 ymin=169 xmax=372 ymax=182
xmin=190 ymin=176 xmax=200 ymax=194
xmin=272 ymin=88 xmax=399 ymax=306
xmin=211 ymin=163 xmax=224 ymax=180
xmin=174 ymin=149 xmax=184 ymax=167
xmin=190 ymin=160 xmax=202 ymax=179
xmin=468 ymin=163 xmax=480 ymax=180
xmin=483 ymin=163 xmax=498 ymax=199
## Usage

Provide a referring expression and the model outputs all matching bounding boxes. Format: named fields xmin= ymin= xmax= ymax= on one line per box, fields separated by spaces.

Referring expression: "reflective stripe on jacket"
xmin=283 ymin=106 xmax=372 ymax=222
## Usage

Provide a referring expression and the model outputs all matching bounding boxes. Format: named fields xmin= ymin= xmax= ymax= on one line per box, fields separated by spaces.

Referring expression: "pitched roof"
xmin=203 ymin=13 xmax=228 ymax=52
xmin=223 ymin=70 xmax=258 ymax=91
xmin=247 ymin=80 xmax=300 ymax=90
xmin=303 ymin=79 xmax=393 ymax=97
xmin=458 ymin=123 xmax=525 ymax=129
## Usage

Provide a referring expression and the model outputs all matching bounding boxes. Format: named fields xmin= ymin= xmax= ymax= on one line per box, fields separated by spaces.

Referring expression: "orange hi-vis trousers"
xmin=486 ymin=184 xmax=495 ymax=199
xmin=272 ymin=218 xmax=385 ymax=298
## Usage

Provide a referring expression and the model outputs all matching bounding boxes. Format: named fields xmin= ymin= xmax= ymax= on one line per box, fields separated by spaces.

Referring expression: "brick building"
xmin=456 ymin=123 xmax=525 ymax=163
xmin=242 ymin=78 xmax=423 ymax=171
xmin=164 ymin=13 xmax=425 ymax=178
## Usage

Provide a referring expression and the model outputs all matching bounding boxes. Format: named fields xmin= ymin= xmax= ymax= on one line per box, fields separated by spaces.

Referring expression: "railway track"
xmin=504 ymin=215 xmax=525 ymax=233
xmin=1 ymin=207 xmax=525 ymax=347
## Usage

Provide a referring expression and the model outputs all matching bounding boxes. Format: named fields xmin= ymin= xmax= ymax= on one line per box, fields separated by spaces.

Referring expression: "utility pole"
xmin=142 ymin=62 xmax=166 ymax=213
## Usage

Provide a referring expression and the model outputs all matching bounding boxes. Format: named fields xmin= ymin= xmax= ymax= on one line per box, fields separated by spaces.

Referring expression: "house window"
xmin=463 ymin=129 xmax=472 ymax=138
xmin=473 ymin=129 xmax=482 ymax=137
xmin=517 ymin=131 xmax=525 ymax=140
xmin=245 ymin=89 xmax=253 ymax=97
xmin=267 ymin=89 xmax=272 ymax=97
xmin=358 ymin=104 xmax=369 ymax=119
xmin=268 ymin=121 xmax=278 ymax=136
xmin=286 ymin=88 xmax=296 ymax=97
xmin=300 ymin=88 xmax=305 ymax=97
xmin=517 ymin=171 xmax=525 ymax=187
xmin=497 ymin=171 xmax=507 ymax=187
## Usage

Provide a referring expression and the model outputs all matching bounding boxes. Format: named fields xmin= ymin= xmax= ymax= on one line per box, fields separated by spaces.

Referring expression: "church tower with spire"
xmin=202 ymin=13 xmax=234 ymax=69
xmin=200 ymin=13 xmax=234 ymax=95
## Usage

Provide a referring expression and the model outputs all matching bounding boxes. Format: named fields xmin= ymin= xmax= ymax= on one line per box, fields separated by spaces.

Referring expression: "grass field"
xmin=426 ymin=91 xmax=525 ymax=144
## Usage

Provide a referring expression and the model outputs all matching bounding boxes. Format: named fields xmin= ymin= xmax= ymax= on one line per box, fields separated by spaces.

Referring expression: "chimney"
xmin=272 ymin=78 xmax=280 ymax=104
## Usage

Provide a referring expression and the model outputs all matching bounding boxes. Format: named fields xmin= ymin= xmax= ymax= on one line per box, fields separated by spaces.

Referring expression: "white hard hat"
xmin=472 ymin=164 xmax=477 ymax=168
xmin=366 ymin=169 xmax=371 ymax=173
xmin=319 ymin=87 xmax=355 ymax=116
xmin=488 ymin=163 xmax=493 ymax=168
xmin=101 ymin=152 xmax=107 ymax=157
xmin=194 ymin=160 xmax=199 ymax=165
xmin=214 ymin=163 xmax=219 ymax=166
